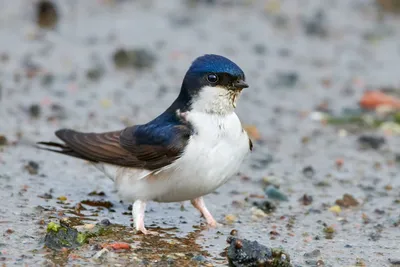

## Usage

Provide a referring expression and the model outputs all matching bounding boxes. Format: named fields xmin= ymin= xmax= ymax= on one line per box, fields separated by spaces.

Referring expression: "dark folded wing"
xmin=40 ymin=124 xmax=192 ymax=170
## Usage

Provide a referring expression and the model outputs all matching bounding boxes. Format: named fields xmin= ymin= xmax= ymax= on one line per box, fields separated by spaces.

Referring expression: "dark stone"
xmin=29 ymin=104 xmax=41 ymax=118
xmin=389 ymin=258 xmax=400 ymax=264
xmin=45 ymin=223 xmax=83 ymax=250
xmin=272 ymin=72 xmax=299 ymax=88
xmin=0 ymin=135 xmax=7 ymax=146
xmin=86 ymin=65 xmax=105 ymax=81
xmin=25 ymin=161 xmax=39 ymax=175
xmin=303 ymin=10 xmax=327 ymax=37
xmin=302 ymin=166 xmax=315 ymax=178
xmin=358 ymin=135 xmax=385 ymax=149
xmin=100 ymin=219 xmax=111 ymax=226
xmin=113 ymin=48 xmax=156 ymax=70
xmin=253 ymin=200 xmax=277 ymax=214
xmin=226 ymin=236 xmax=292 ymax=267
xmin=299 ymin=194 xmax=313 ymax=206
xmin=36 ymin=0 xmax=58 ymax=29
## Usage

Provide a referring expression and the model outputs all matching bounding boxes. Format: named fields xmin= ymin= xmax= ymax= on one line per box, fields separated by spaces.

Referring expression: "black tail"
xmin=35 ymin=141 xmax=94 ymax=162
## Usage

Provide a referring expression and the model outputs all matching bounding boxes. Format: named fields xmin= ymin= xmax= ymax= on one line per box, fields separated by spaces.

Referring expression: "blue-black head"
xmin=171 ymin=54 xmax=248 ymax=114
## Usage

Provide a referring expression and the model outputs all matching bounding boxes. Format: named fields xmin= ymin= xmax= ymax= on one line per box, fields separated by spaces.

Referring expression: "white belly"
xmin=111 ymin=111 xmax=250 ymax=203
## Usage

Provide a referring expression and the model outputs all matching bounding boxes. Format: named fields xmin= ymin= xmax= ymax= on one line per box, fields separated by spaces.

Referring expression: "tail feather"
xmin=36 ymin=141 xmax=97 ymax=162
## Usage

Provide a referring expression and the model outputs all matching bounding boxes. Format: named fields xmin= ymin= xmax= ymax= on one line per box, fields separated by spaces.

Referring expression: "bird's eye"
xmin=207 ymin=73 xmax=218 ymax=83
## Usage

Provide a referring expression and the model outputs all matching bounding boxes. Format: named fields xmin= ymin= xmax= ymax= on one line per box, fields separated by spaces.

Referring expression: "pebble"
xmin=358 ymin=135 xmax=385 ymax=149
xmin=225 ymin=214 xmax=237 ymax=224
xmin=264 ymin=185 xmax=288 ymax=201
xmin=250 ymin=207 xmax=268 ymax=220
xmin=86 ymin=65 xmax=105 ymax=81
xmin=36 ymin=0 xmax=58 ymax=29
xmin=335 ymin=194 xmax=359 ymax=208
xmin=328 ymin=205 xmax=342 ymax=214
xmin=304 ymin=249 xmax=321 ymax=258
xmin=100 ymin=219 xmax=111 ymax=226
xmin=113 ymin=48 xmax=156 ymax=70
xmin=29 ymin=104 xmax=41 ymax=118
xmin=273 ymin=72 xmax=299 ymax=88
xmin=92 ymin=248 xmax=110 ymax=260
xmin=252 ymin=200 xmax=276 ymax=214
xmin=299 ymin=194 xmax=313 ymax=206
xmin=253 ymin=44 xmax=267 ymax=55
xmin=24 ymin=161 xmax=39 ymax=175
xmin=389 ymin=258 xmax=400 ymax=264
xmin=303 ymin=9 xmax=327 ymax=37
xmin=0 ymin=135 xmax=8 ymax=146
xmin=191 ymin=255 xmax=207 ymax=263
xmin=302 ymin=166 xmax=315 ymax=178
xmin=262 ymin=176 xmax=281 ymax=187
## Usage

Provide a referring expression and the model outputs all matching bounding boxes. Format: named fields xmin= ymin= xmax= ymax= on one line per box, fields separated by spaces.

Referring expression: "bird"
xmin=37 ymin=54 xmax=253 ymax=234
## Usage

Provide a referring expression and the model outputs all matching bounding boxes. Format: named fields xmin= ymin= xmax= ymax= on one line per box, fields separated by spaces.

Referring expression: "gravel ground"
xmin=1 ymin=0 xmax=400 ymax=266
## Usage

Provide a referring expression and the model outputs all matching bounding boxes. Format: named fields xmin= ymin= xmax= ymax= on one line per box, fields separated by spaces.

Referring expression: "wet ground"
xmin=1 ymin=0 xmax=400 ymax=266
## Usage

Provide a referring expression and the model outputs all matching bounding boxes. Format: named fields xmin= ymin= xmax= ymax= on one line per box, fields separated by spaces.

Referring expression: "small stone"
xmin=100 ymin=219 xmax=111 ymax=226
xmin=250 ymin=207 xmax=268 ymax=219
xmin=225 ymin=214 xmax=237 ymax=224
xmin=355 ymin=258 xmax=366 ymax=266
xmin=57 ymin=196 xmax=67 ymax=201
xmin=299 ymin=194 xmax=313 ymax=206
xmin=234 ymin=240 xmax=243 ymax=249
xmin=29 ymin=104 xmax=41 ymax=118
xmin=303 ymin=249 xmax=321 ymax=258
xmin=389 ymin=258 xmax=400 ymax=264
xmin=273 ymin=72 xmax=299 ymax=88
xmin=252 ymin=200 xmax=276 ymax=214
xmin=335 ymin=158 xmax=344 ymax=168
xmin=328 ymin=205 xmax=342 ymax=214
xmin=253 ymin=44 xmax=267 ymax=55
xmin=38 ymin=192 xmax=53 ymax=199
xmin=113 ymin=48 xmax=156 ymax=70
xmin=36 ymin=0 xmax=58 ymax=29
xmin=230 ymin=229 xmax=238 ymax=236
xmin=302 ymin=166 xmax=315 ymax=178
xmin=262 ymin=176 xmax=281 ymax=187
xmin=358 ymin=135 xmax=385 ymax=149
xmin=374 ymin=209 xmax=385 ymax=215
xmin=191 ymin=254 xmax=207 ymax=263
xmin=226 ymin=236 xmax=292 ymax=266
xmin=265 ymin=185 xmax=288 ymax=201
xmin=323 ymin=226 xmax=335 ymax=239
xmin=25 ymin=161 xmax=39 ymax=175
xmin=86 ymin=65 xmax=105 ymax=81
xmin=335 ymin=194 xmax=359 ymax=208
xmin=92 ymin=248 xmax=110 ymax=260
xmin=41 ymin=73 xmax=54 ymax=87
xmin=303 ymin=9 xmax=327 ymax=38
xmin=0 ymin=135 xmax=8 ymax=146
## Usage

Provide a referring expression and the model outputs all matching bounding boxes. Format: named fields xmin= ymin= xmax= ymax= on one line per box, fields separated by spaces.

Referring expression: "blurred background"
xmin=0 ymin=0 xmax=400 ymax=266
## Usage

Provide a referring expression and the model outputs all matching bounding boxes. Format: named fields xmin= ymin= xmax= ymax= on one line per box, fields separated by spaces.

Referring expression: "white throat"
xmin=190 ymin=86 xmax=241 ymax=115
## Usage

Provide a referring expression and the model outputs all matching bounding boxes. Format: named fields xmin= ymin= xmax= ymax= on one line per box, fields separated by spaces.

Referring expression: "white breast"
xmin=113 ymin=111 xmax=250 ymax=203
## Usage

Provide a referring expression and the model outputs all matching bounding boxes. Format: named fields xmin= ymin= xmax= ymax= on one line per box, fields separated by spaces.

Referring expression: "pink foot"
xmin=190 ymin=197 xmax=221 ymax=228
xmin=132 ymin=200 xmax=158 ymax=235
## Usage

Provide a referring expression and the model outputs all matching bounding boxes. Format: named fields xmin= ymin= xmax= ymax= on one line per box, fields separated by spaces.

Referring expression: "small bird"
xmin=37 ymin=54 xmax=253 ymax=234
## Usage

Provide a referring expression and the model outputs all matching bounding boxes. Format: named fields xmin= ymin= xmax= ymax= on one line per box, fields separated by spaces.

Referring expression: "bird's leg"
xmin=132 ymin=200 xmax=157 ymax=235
xmin=190 ymin=197 xmax=219 ymax=228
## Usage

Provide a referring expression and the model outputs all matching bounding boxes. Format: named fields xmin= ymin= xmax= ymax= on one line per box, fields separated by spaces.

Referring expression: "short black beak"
xmin=234 ymin=80 xmax=249 ymax=89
